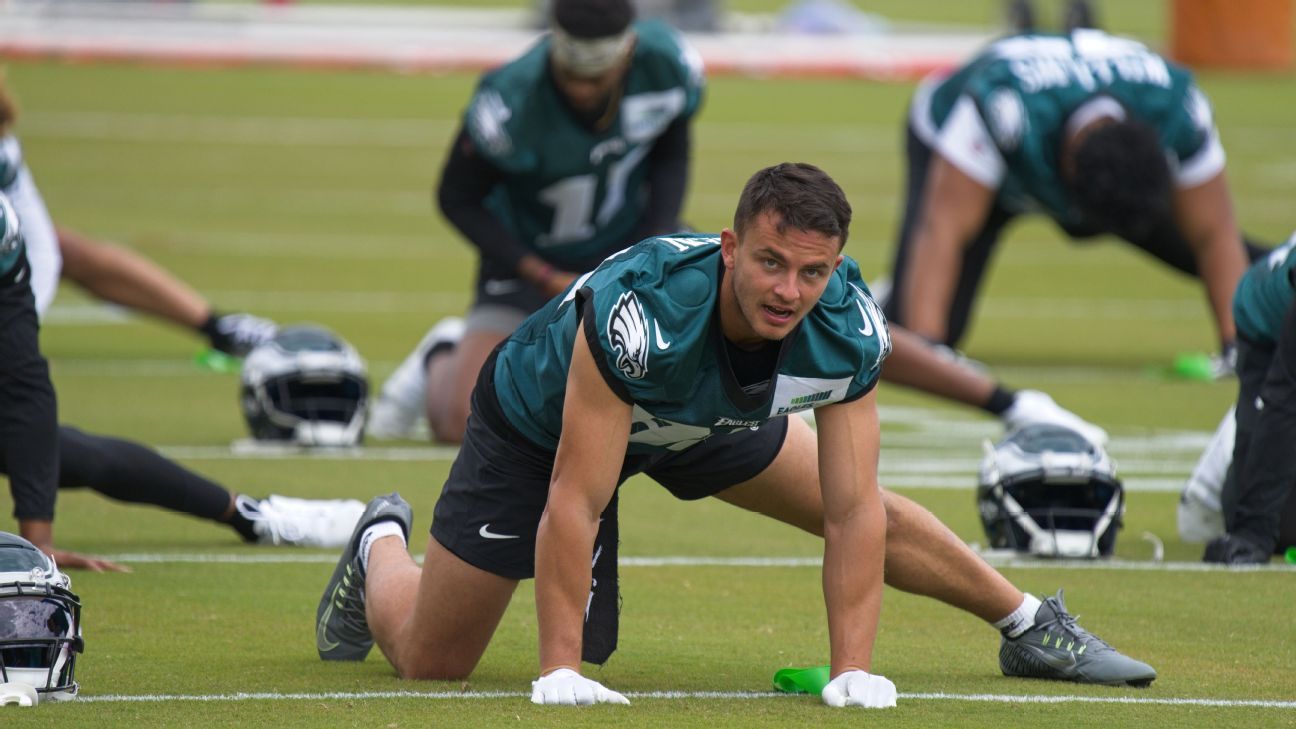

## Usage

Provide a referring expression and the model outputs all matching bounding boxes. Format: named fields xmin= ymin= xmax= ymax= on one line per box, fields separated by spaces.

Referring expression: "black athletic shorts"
xmin=429 ymin=347 xmax=790 ymax=580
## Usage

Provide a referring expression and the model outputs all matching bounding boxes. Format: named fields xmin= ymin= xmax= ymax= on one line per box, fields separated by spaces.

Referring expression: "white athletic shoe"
xmin=242 ymin=495 xmax=367 ymax=548
xmin=1001 ymin=390 xmax=1109 ymax=446
xmin=1178 ymin=407 xmax=1234 ymax=543
xmin=367 ymin=317 xmax=465 ymax=440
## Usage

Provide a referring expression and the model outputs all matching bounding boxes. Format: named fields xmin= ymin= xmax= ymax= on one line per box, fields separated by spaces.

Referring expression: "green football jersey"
xmin=462 ymin=20 xmax=704 ymax=268
xmin=493 ymin=234 xmax=892 ymax=455
xmin=912 ymin=30 xmax=1222 ymax=229
xmin=1234 ymin=232 xmax=1296 ymax=346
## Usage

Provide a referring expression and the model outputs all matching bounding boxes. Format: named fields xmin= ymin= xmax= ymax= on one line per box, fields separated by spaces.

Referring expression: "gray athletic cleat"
xmin=1000 ymin=590 xmax=1157 ymax=687
xmin=315 ymin=492 xmax=413 ymax=661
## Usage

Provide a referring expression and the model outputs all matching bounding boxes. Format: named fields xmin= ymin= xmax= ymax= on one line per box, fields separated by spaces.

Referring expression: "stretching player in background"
xmin=370 ymin=0 xmax=704 ymax=443
xmin=882 ymin=28 xmax=1266 ymax=374
xmin=0 ymin=75 xmax=277 ymax=356
xmin=318 ymin=164 xmax=1154 ymax=709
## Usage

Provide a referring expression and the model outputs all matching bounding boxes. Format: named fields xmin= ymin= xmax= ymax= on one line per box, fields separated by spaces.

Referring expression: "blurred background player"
xmin=881 ymin=27 xmax=1266 ymax=371
xmin=1182 ymin=231 xmax=1296 ymax=564
xmin=369 ymin=0 xmax=704 ymax=443
xmin=0 ymin=76 xmax=277 ymax=357
xmin=368 ymin=0 xmax=1106 ymax=446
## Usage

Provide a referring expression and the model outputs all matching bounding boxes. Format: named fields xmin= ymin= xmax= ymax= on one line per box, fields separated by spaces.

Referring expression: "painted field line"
xmin=74 ymin=689 xmax=1296 ymax=709
xmin=99 ymin=552 xmax=1296 ymax=573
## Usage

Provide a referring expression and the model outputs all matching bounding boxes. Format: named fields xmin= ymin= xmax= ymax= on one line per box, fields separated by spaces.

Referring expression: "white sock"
xmin=993 ymin=593 xmax=1043 ymax=639
xmin=358 ymin=521 xmax=406 ymax=574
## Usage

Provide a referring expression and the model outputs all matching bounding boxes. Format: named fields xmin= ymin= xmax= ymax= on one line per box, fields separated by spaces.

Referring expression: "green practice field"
xmin=3 ymin=3 xmax=1296 ymax=726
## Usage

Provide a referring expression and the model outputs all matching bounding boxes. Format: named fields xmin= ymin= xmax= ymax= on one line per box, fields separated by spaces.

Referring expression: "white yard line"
xmin=98 ymin=552 xmax=1296 ymax=573
xmin=72 ymin=688 xmax=1296 ymax=709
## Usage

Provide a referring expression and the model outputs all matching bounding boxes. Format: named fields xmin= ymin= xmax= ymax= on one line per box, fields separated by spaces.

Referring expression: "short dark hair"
xmin=733 ymin=163 xmax=852 ymax=248
xmin=1070 ymin=119 xmax=1173 ymax=239
xmin=552 ymin=0 xmax=635 ymax=39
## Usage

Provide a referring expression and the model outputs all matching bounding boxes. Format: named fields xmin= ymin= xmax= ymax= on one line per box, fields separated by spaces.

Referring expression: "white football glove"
xmin=530 ymin=668 xmax=630 ymax=706
xmin=820 ymin=670 xmax=897 ymax=708
xmin=1001 ymin=389 xmax=1109 ymax=446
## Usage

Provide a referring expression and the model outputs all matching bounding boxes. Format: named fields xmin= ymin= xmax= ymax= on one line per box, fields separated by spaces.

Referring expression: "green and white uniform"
xmin=431 ymin=234 xmax=891 ymax=590
xmin=463 ymin=19 xmax=704 ymax=269
xmin=495 ymin=234 xmax=891 ymax=454
xmin=911 ymin=30 xmax=1223 ymax=228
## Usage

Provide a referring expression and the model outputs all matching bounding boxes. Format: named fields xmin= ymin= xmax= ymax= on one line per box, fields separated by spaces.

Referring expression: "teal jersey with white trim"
xmin=1234 ymin=232 xmax=1296 ymax=346
xmin=493 ymin=234 xmax=891 ymax=455
xmin=915 ymin=30 xmax=1218 ymax=229
xmin=463 ymin=20 xmax=704 ymax=268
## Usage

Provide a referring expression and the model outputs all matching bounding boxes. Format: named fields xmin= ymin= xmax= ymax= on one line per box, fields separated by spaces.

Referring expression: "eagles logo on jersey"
xmin=468 ymin=88 xmax=514 ymax=158
xmin=607 ymin=291 xmax=650 ymax=379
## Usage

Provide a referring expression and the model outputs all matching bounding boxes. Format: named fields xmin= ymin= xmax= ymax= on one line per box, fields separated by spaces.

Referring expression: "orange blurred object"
xmin=1171 ymin=0 xmax=1294 ymax=69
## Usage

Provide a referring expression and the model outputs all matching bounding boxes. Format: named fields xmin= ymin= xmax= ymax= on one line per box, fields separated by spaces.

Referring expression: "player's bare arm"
xmin=901 ymin=153 xmax=996 ymax=342
xmin=880 ymin=325 xmax=995 ymax=406
xmin=815 ymin=390 xmax=886 ymax=677
xmin=535 ymin=327 xmax=632 ymax=675
xmin=1174 ymin=172 xmax=1249 ymax=347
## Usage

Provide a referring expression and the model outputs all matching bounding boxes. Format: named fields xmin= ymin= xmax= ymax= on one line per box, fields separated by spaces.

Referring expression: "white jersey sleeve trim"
xmin=1175 ymin=129 xmax=1226 ymax=189
xmin=9 ymin=166 xmax=60 ymax=317
xmin=934 ymin=95 xmax=1005 ymax=188
xmin=908 ymin=73 xmax=943 ymax=147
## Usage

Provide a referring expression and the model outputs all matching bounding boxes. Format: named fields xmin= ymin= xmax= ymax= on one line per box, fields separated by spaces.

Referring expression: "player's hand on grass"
xmin=531 ymin=668 xmax=629 ymax=706
xmin=52 ymin=549 xmax=130 ymax=573
xmin=821 ymin=669 xmax=896 ymax=708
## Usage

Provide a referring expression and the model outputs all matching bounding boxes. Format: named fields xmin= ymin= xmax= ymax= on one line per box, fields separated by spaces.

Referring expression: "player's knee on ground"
xmin=389 ymin=646 xmax=479 ymax=681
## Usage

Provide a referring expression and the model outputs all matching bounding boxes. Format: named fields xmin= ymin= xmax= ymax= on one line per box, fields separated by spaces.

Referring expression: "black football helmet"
xmin=0 ymin=533 xmax=83 ymax=702
xmin=240 ymin=324 xmax=369 ymax=447
xmin=977 ymin=423 xmax=1124 ymax=558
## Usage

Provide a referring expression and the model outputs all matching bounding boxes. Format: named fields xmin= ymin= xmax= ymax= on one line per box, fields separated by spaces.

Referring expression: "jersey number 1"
xmin=536 ymin=144 xmax=651 ymax=247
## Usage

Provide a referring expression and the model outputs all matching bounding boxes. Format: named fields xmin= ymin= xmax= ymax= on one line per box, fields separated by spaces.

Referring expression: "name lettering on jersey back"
xmin=994 ymin=33 xmax=1170 ymax=93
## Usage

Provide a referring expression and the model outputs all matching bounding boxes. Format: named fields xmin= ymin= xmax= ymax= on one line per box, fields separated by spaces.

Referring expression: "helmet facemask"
xmin=977 ymin=424 xmax=1124 ymax=558
xmin=0 ymin=538 xmax=83 ymax=702
xmin=240 ymin=325 xmax=370 ymax=447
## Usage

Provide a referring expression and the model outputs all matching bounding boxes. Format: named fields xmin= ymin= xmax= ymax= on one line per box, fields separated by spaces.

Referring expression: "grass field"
xmin=3 ymin=3 xmax=1296 ymax=726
